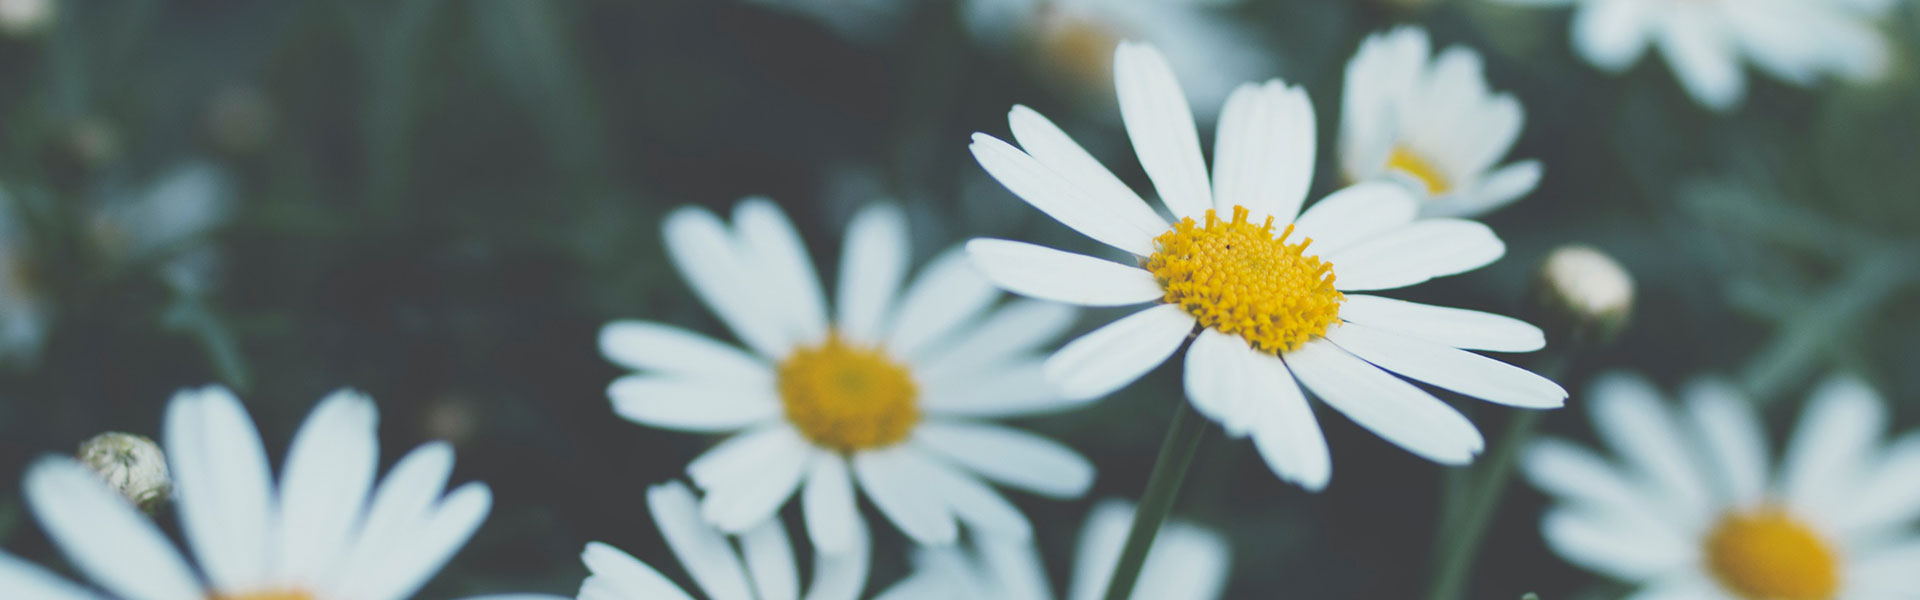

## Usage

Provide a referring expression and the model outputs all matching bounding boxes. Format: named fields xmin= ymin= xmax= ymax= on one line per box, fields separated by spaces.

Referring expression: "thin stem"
xmin=1103 ymin=399 xmax=1208 ymax=600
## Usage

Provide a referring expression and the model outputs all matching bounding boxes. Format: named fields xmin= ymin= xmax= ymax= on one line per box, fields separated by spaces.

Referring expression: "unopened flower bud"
xmin=77 ymin=432 xmax=171 ymax=513
xmin=1531 ymin=244 xmax=1634 ymax=344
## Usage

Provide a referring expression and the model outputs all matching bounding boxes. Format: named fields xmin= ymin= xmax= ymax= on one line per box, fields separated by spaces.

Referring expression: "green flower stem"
xmin=1103 ymin=398 xmax=1209 ymax=600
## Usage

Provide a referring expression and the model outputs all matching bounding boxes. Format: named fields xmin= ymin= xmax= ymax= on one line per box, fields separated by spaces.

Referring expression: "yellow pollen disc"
xmin=1144 ymin=206 xmax=1344 ymax=353
xmin=1704 ymin=508 xmax=1841 ymax=600
xmin=1386 ymin=146 xmax=1452 ymax=196
xmin=209 ymin=591 xmax=316 ymax=600
xmin=777 ymin=333 xmax=920 ymax=453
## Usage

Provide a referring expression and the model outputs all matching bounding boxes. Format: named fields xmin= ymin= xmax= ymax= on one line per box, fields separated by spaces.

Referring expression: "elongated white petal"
xmin=609 ymin=375 xmax=780 ymax=432
xmin=915 ymin=299 xmax=1077 ymax=381
xmin=1183 ymin=329 xmax=1258 ymax=437
xmin=1211 ymin=81 xmax=1316 ymax=222
xmin=650 ymin=481 xmax=756 ymax=600
xmin=1067 ymin=501 xmax=1230 ymax=600
xmin=1779 ymin=374 xmax=1884 ymax=524
xmin=803 ymin=456 xmax=862 ymax=555
xmin=1328 ymin=219 xmax=1504 ymax=291
xmin=349 ymin=482 xmax=491 ymax=600
xmin=1423 ymin=160 xmax=1542 ymax=220
xmin=836 ymin=204 xmax=911 ymax=345
xmin=328 ymin=442 xmax=455 ymax=598
xmin=1338 ymin=295 xmax=1544 ymax=352
xmin=1327 ymin=322 xmax=1565 ymax=409
xmin=599 ymin=320 xmax=770 ymax=380
xmin=1586 ymin=373 xmax=1713 ymax=527
xmin=274 ymin=390 xmax=381 ymax=584
xmin=922 ymin=359 xmax=1088 ymax=419
xmin=970 ymin=133 xmax=1158 ymax=256
xmin=1658 ymin=14 xmax=1744 ymax=112
xmin=688 ymin=426 xmax=808 ymax=491
xmin=700 ymin=446 xmax=813 ymax=532
xmin=1246 ymin=354 xmax=1332 ymax=491
xmin=966 ymin=240 xmax=1162 ymax=307
xmin=908 ymin=449 xmax=1033 ymax=540
xmin=581 ymin=542 xmax=696 ymax=600
xmin=734 ymin=198 xmax=830 ymax=343
xmin=1840 ymin=433 xmax=1920 ymax=539
xmin=886 ymin=248 xmax=1000 ymax=360
xmin=1285 ymin=340 xmax=1484 ymax=465
xmin=1681 ymin=379 xmax=1769 ymax=507
xmin=1574 ymin=0 xmax=1654 ymax=71
xmin=0 ymin=551 xmax=99 ymax=600
xmin=853 ymin=448 xmax=957 ymax=545
xmin=804 ymin=516 xmax=871 ymax=600
xmin=1005 ymin=106 xmax=1167 ymax=243
xmin=1522 ymin=438 xmax=1659 ymax=519
xmin=1540 ymin=508 xmax=1693 ymax=581
xmin=24 ymin=458 xmax=202 ymax=600
xmin=164 ymin=385 xmax=274 ymax=592
xmin=741 ymin=518 xmax=800 ymax=600
xmin=1291 ymin=183 xmax=1418 ymax=257
xmin=663 ymin=206 xmax=792 ymax=358
xmin=1115 ymin=42 xmax=1212 ymax=220
xmin=1044 ymin=304 xmax=1193 ymax=400
xmin=913 ymin=421 xmax=1094 ymax=499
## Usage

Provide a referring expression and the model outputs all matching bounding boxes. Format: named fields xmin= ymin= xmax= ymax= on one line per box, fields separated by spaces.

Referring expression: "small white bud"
xmin=77 ymin=432 xmax=171 ymax=513
xmin=1534 ymin=244 xmax=1634 ymax=342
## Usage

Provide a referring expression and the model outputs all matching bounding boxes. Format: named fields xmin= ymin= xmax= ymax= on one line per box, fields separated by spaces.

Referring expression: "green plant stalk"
xmin=1103 ymin=399 xmax=1208 ymax=600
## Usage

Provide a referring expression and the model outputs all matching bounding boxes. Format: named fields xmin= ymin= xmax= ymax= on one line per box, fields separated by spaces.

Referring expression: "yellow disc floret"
xmin=1704 ymin=508 xmax=1841 ymax=600
xmin=777 ymin=333 xmax=920 ymax=453
xmin=1144 ymin=206 xmax=1344 ymax=353
xmin=1386 ymin=146 xmax=1452 ymax=196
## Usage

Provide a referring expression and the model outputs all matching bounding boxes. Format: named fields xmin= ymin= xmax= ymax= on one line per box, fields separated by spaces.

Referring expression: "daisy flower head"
xmin=1523 ymin=373 xmax=1920 ymax=599
xmin=877 ymin=499 xmax=1230 ymax=600
xmin=601 ymin=199 xmax=1095 ymax=550
xmin=1489 ymin=0 xmax=1892 ymax=111
xmin=1339 ymin=26 xmax=1542 ymax=219
xmin=0 ymin=385 xmax=499 ymax=600
xmin=967 ymin=41 xmax=1567 ymax=491
xmin=574 ymin=481 xmax=868 ymax=600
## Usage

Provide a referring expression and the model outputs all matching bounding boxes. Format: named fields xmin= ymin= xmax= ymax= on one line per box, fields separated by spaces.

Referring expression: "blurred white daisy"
xmin=1339 ymin=26 xmax=1542 ymax=219
xmin=876 ymin=499 xmax=1229 ymax=600
xmin=1489 ymin=0 xmax=1891 ymax=111
xmin=1523 ymin=373 xmax=1920 ymax=599
xmin=573 ymin=481 xmax=869 ymax=600
xmin=964 ymin=0 xmax=1272 ymax=121
xmin=0 ymin=385 xmax=503 ymax=600
xmin=968 ymin=42 xmax=1566 ymax=491
xmin=601 ymin=200 xmax=1094 ymax=551
xmin=91 ymin=161 xmax=237 ymax=297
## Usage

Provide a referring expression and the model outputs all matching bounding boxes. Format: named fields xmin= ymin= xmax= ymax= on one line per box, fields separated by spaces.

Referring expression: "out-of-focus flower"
xmin=967 ymin=42 xmax=1564 ymax=491
xmin=571 ymin=481 xmax=869 ymax=600
xmin=76 ymin=432 xmax=171 ymax=514
xmin=205 ymin=85 xmax=277 ymax=156
xmin=91 ymin=162 xmax=236 ymax=296
xmin=601 ymin=199 xmax=1093 ymax=551
xmin=1340 ymin=26 xmax=1542 ymax=219
xmin=965 ymin=0 xmax=1271 ymax=122
xmin=1487 ymin=0 xmax=1891 ymax=111
xmin=878 ymin=499 xmax=1230 ymax=600
xmin=0 ymin=386 xmax=512 ymax=600
xmin=1533 ymin=244 xmax=1634 ymax=342
xmin=0 ymin=191 xmax=50 ymax=368
xmin=0 ymin=0 xmax=52 ymax=38
xmin=1523 ymin=373 xmax=1920 ymax=599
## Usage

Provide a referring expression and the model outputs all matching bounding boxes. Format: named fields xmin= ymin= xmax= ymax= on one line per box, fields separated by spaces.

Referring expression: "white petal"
xmin=915 ymin=299 xmax=1077 ymax=381
xmin=1211 ymin=81 xmax=1316 ymax=221
xmin=163 ymin=385 xmax=274 ymax=592
xmin=1586 ymin=373 xmax=1714 ymax=527
xmin=732 ymin=198 xmax=830 ymax=344
xmin=836 ymin=204 xmax=911 ymax=345
xmin=1522 ymin=438 xmax=1664 ymax=519
xmin=0 ymin=551 xmax=99 ymax=600
xmin=688 ymin=426 xmax=809 ymax=492
xmin=650 ymin=481 xmax=756 ymax=600
xmin=1420 ymin=160 xmax=1542 ymax=220
xmin=609 ymin=375 xmax=779 ymax=432
xmin=1005 ymin=106 xmax=1167 ymax=246
xmin=598 ymin=321 xmax=770 ymax=380
xmin=1624 ymin=572 xmax=1724 ymax=600
xmin=803 ymin=517 xmax=871 ymax=600
xmin=1541 ymin=508 xmax=1694 ymax=581
xmin=1326 ymin=322 xmax=1566 ymax=409
xmin=350 ymin=482 xmax=492 ymax=600
xmin=328 ymin=442 xmax=455 ymax=598
xmin=1681 ymin=379 xmax=1768 ymax=507
xmin=580 ymin=542 xmax=696 ymax=600
xmin=977 ymin=538 xmax=1052 ymax=600
xmin=1572 ymin=0 xmax=1654 ymax=72
xmin=803 ymin=456 xmax=862 ymax=555
xmin=1779 ymin=374 xmax=1885 ymax=525
xmin=969 ymin=133 xmax=1159 ymax=256
xmin=1840 ymin=433 xmax=1920 ymax=539
xmin=274 ymin=390 xmax=381 ymax=584
xmin=886 ymin=248 xmax=1001 ymax=360
xmin=1328 ymin=219 xmax=1504 ymax=291
xmin=1291 ymin=183 xmax=1419 ymax=257
xmin=1847 ymin=539 xmax=1920 ymax=599
xmin=24 ymin=458 xmax=201 ymax=600
xmin=741 ymin=519 xmax=800 ymax=600
xmin=1044 ymin=304 xmax=1193 ymax=400
xmin=910 ymin=449 xmax=1033 ymax=540
xmin=1067 ymin=500 xmax=1230 ymax=600
xmin=913 ymin=421 xmax=1094 ymax=499
xmin=921 ymin=359 xmax=1089 ymax=419
xmin=1245 ymin=353 xmax=1333 ymax=491
xmin=663 ymin=206 xmax=792 ymax=358
xmin=965 ymin=239 xmax=1162 ymax=307
xmin=1115 ymin=42 xmax=1213 ymax=220
xmin=1338 ymin=295 xmax=1544 ymax=352
xmin=1285 ymin=339 xmax=1484 ymax=465
xmin=1183 ymin=329 xmax=1258 ymax=437
xmin=700 ymin=446 xmax=813 ymax=532
xmin=1657 ymin=15 xmax=1745 ymax=112
xmin=853 ymin=447 xmax=958 ymax=545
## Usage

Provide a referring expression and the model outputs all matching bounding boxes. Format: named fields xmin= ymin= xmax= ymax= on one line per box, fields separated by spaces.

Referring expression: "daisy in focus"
xmin=877 ymin=499 xmax=1230 ymax=600
xmin=0 ymin=386 xmax=500 ymax=600
xmin=1523 ymin=373 xmax=1920 ymax=599
xmin=601 ymin=199 xmax=1093 ymax=551
xmin=1488 ymin=0 xmax=1891 ymax=111
xmin=1340 ymin=26 xmax=1542 ymax=219
xmin=968 ymin=42 xmax=1566 ymax=490
xmin=573 ymin=481 xmax=867 ymax=600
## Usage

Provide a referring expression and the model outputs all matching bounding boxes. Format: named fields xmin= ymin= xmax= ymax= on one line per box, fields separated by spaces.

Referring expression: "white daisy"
xmin=1523 ymin=373 xmax=1920 ymax=599
xmin=91 ymin=161 xmax=236 ymax=296
xmin=601 ymin=199 xmax=1094 ymax=551
xmin=1339 ymin=26 xmax=1542 ymax=219
xmin=876 ymin=499 xmax=1229 ymax=600
xmin=0 ymin=385 xmax=504 ymax=600
xmin=1489 ymin=0 xmax=1891 ymax=111
xmin=964 ymin=0 xmax=1272 ymax=122
xmin=573 ymin=481 xmax=868 ymax=600
xmin=967 ymin=41 xmax=1566 ymax=491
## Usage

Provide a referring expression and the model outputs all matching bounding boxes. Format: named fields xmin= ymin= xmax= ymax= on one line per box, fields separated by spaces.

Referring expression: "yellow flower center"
xmin=1144 ymin=206 xmax=1344 ymax=353
xmin=1386 ymin=146 xmax=1452 ymax=196
xmin=1704 ymin=508 xmax=1841 ymax=600
xmin=210 ymin=591 xmax=315 ymax=600
xmin=777 ymin=333 xmax=920 ymax=453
